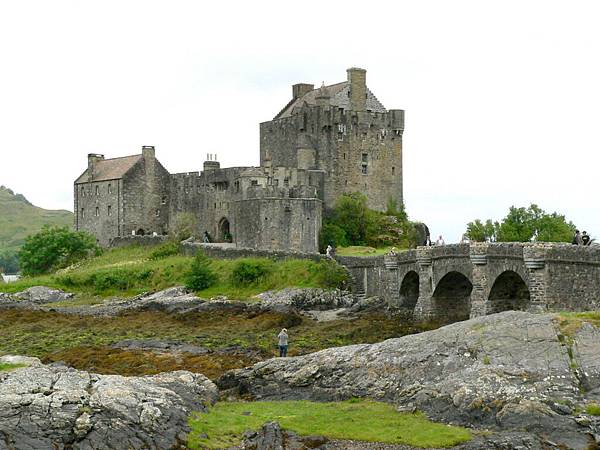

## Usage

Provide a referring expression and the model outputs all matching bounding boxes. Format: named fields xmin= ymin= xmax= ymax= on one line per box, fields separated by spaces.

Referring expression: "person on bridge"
xmin=436 ymin=235 xmax=445 ymax=246
xmin=572 ymin=230 xmax=583 ymax=245
xmin=278 ymin=328 xmax=289 ymax=357
xmin=582 ymin=231 xmax=591 ymax=246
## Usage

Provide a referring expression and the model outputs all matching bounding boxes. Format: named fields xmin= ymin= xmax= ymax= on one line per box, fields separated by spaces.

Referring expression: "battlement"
xmin=244 ymin=184 xmax=318 ymax=200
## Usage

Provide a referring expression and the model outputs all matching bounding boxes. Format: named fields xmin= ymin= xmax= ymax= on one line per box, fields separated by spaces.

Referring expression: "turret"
xmin=347 ymin=67 xmax=367 ymax=112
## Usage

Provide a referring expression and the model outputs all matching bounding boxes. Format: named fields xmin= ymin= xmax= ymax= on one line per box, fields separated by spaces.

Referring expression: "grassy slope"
xmin=188 ymin=400 xmax=471 ymax=449
xmin=0 ymin=245 xmax=335 ymax=299
xmin=0 ymin=186 xmax=73 ymax=254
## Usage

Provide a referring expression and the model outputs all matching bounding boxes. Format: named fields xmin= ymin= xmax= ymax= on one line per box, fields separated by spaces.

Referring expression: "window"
xmin=392 ymin=166 xmax=395 ymax=175
xmin=161 ymin=196 xmax=167 ymax=205
xmin=361 ymin=165 xmax=368 ymax=175
xmin=95 ymin=185 xmax=99 ymax=196
xmin=284 ymin=178 xmax=289 ymax=187
xmin=95 ymin=207 xmax=99 ymax=217
xmin=81 ymin=208 xmax=85 ymax=218
xmin=108 ymin=184 xmax=112 ymax=194
xmin=251 ymin=180 xmax=258 ymax=186
xmin=107 ymin=205 xmax=112 ymax=216
xmin=155 ymin=209 xmax=160 ymax=217
xmin=343 ymin=153 xmax=346 ymax=160
xmin=361 ymin=153 xmax=368 ymax=163
xmin=81 ymin=187 xmax=85 ymax=197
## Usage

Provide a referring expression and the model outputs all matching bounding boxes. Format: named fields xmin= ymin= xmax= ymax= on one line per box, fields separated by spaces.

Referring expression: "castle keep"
xmin=74 ymin=68 xmax=405 ymax=252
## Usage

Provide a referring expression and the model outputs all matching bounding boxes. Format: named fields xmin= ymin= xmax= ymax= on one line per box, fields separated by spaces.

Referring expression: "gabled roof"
xmin=75 ymin=155 xmax=142 ymax=184
xmin=274 ymin=81 xmax=386 ymax=119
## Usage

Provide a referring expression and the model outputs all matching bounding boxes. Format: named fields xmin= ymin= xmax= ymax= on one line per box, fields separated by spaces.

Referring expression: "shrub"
xmin=314 ymin=259 xmax=349 ymax=289
xmin=185 ymin=251 xmax=217 ymax=291
xmin=19 ymin=226 xmax=100 ymax=276
xmin=230 ymin=260 xmax=272 ymax=286
xmin=586 ymin=403 xmax=600 ymax=416
xmin=150 ymin=241 xmax=180 ymax=260
xmin=318 ymin=223 xmax=348 ymax=253
xmin=170 ymin=212 xmax=199 ymax=241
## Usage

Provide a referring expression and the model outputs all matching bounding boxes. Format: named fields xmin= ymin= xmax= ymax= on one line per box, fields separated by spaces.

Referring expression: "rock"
xmin=112 ymin=339 xmax=212 ymax=355
xmin=237 ymin=421 xmax=328 ymax=449
xmin=12 ymin=286 xmax=74 ymax=304
xmin=219 ymin=311 xmax=600 ymax=450
xmin=0 ymin=356 xmax=218 ymax=449
xmin=258 ymin=288 xmax=356 ymax=311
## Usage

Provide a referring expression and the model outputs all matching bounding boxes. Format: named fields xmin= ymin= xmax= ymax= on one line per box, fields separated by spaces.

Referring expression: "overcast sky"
xmin=1 ymin=0 xmax=598 ymax=242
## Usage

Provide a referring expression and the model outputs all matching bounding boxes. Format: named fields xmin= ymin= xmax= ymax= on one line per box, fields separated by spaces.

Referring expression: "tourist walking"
xmin=203 ymin=231 xmax=210 ymax=243
xmin=278 ymin=328 xmax=289 ymax=357
xmin=582 ymin=231 xmax=591 ymax=246
xmin=573 ymin=230 xmax=583 ymax=245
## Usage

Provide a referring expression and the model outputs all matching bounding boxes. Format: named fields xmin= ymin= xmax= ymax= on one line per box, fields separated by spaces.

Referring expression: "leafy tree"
xmin=170 ymin=212 xmax=199 ymax=242
xmin=331 ymin=192 xmax=370 ymax=245
xmin=18 ymin=226 xmax=100 ymax=276
xmin=318 ymin=223 xmax=348 ymax=253
xmin=466 ymin=204 xmax=576 ymax=243
xmin=185 ymin=251 xmax=217 ymax=291
xmin=0 ymin=250 xmax=19 ymax=274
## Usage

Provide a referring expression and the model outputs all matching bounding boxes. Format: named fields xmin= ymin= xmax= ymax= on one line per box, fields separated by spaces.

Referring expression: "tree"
xmin=18 ymin=226 xmax=100 ymax=276
xmin=465 ymin=204 xmax=576 ymax=243
xmin=0 ymin=250 xmax=19 ymax=274
xmin=170 ymin=212 xmax=199 ymax=242
xmin=185 ymin=251 xmax=217 ymax=291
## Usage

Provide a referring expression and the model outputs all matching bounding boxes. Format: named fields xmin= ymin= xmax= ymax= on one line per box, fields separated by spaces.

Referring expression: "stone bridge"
xmin=337 ymin=243 xmax=600 ymax=324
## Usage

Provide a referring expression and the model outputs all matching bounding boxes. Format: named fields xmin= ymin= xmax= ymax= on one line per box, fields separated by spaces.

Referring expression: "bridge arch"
xmin=431 ymin=271 xmax=473 ymax=324
xmin=399 ymin=271 xmax=419 ymax=311
xmin=487 ymin=270 xmax=531 ymax=314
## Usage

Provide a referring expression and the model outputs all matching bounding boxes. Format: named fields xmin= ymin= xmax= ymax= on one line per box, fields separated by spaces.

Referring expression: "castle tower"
xmin=259 ymin=67 xmax=404 ymax=212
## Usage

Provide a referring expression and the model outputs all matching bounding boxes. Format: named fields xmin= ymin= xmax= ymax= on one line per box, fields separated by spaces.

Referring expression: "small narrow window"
xmin=361 ymin=153 xmax=368 ymax=163
xmin=81 ymin=208 xmax=85 ymax=218
xmin=284 ymin=178 xmax=289 ymax=187
xmin=392 ymin=166 xmax=395 ymax=175
xmin=108 ymin=184 xmax=112 ymax=194
xmin=251 ymin=180 xmax=258 ymax=186
xmin=107 ymin=205 xmax=112 ymax=216
xmin=81 ymin=187 xmax=85 ymax=197
xmin=161 ymin=196 xmax=167 ymax=205
xmin=155 ymin=209 xmax=160 ymax=217
xmin=95 ymin=206 xmax=99 ymax=217
xmin=361 ymin=165 xmax=368 ymax=175
xmin=95 ymin=185 xmax=99 ymax=196
xmin=343 ymin=153 xmax=346 ymax=160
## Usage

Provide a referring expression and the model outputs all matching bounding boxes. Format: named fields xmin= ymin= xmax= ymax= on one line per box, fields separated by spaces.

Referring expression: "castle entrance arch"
xmin=431 ymin=271 xmax=473 ymax=324
xmin=399 ymin=271 xmax=419 ymax=311
xmin=487 ymin=271 xmax=530 ymax=314
xmin=218 ymin=217 xmax=231 ymax=243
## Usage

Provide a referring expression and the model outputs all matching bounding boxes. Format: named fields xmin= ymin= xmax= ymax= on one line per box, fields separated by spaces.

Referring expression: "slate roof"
xmin=275 ymin=81 xmax=386 ymax=119
xmin=75 ymin=155 xmax=142 ymax=184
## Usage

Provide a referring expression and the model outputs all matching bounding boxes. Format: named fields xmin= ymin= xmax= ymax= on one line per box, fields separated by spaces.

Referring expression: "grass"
xmin=0 ymin=245 xmax=344 ymax=299
xmin=188 ymin=400 xmax=472 ymax=449
xmin=0 ymin=362 xmax=28 ymax=371
xmin=0 ymin=309 xmax=439 ymax=378
xmin=586 ymin=403 xmax=600 ymax=416
xmin=336 ymin=246 xmax=396 ymax=257
xmin=556 ymin=311 xmax=600 ymax=337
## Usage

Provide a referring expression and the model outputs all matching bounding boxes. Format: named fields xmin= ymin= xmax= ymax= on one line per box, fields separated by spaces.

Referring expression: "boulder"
xmin=0 ymin=355 xmax=218 ymax=449
xmin=257 ymin=289 xmax=355 ymax=311
xmin=219 ymin=311 xmax=600 ymax=450
xmin=12 ymin=286 xmax=74 ymax=304
xmin=237 ymin=422 xmax=328 ymax=450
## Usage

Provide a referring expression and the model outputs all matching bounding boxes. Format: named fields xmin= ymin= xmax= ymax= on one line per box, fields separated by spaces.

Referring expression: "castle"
xmin=74 ymin=68 xmax=405 ymax=253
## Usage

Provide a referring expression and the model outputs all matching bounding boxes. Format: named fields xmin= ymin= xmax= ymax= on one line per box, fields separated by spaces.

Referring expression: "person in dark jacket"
xmin=582 ymin=231 xmax=591 ymax=246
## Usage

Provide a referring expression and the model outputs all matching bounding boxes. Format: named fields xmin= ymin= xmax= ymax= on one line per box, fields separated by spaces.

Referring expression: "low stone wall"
xmin=109 ymin=235 xmax=168 ymax=248
xmin=181 ymin=241 xmax=326 ymax=262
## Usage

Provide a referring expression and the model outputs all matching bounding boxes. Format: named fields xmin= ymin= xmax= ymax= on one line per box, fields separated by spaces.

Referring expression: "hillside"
xmin=0 ymin=186 xmax=73 ymax=272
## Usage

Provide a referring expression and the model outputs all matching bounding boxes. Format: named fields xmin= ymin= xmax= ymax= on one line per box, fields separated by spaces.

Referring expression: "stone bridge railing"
xmin=338 ymin=243 xmax=600 ymax=323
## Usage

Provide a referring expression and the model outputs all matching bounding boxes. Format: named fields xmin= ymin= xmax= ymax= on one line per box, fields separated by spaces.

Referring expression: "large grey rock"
xmin=258 ymin=288 xmax=355 ymax=311
xmin=12 ymin=286 xmax=74 ymax=304
xmin=237 ymin=421 xmax=328 ymax=450
xmin=219 ymin=311 xmax=600 ymax=450
xmin=0 ymin=355 xmax=218 ymax=450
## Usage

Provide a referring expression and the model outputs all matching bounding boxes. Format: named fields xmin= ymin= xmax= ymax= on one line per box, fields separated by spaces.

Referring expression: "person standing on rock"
xmin=278 ymin=328 xmax=289 ymax=357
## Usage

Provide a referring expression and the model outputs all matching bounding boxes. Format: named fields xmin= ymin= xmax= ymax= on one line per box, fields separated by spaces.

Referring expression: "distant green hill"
xmin=0 ymin=186 xmax=73 ymax=273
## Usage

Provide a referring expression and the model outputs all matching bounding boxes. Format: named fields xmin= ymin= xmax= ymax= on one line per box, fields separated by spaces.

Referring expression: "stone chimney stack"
xmin=347 ymin=67 xmax=367 ymax=112
xmin=292 ymin=83 xmax=314 ymax=100
xmin=87 ymin=153 xmax=105 ymax=180
xmin=142 ymin=145 xmax=155 ymax=160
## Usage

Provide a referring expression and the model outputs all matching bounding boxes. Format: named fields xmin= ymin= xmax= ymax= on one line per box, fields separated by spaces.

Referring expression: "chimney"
xmin=347 ymin=67 xmax=367 ymax=112
xmin=292 ymin=83 xmax=314 ymax=100
xmin=142 ymin=145 xmax=155 ymax=160
xmin=203 ymin=153 xmax=220 ymax=172
xmin=87 ymin=153 xmax=104 ymax=180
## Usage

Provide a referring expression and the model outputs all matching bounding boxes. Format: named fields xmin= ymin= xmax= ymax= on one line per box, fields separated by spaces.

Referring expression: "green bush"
xmin=150 ymin=241 xmax=181 ymax=260
xmin=314 ymin=259 xmax=349 ymax=289
xmin=230 ymin=260 xmax=272 ymax=286
xmin=19 ymin=226 xmax=100 ymax=276
xmin=586 ymin=403 xmax=600 ymax=416
xmin=185 ymin=251 xmax=217 ymax=291
xmin=318 ymin=223 xmax=348 ymax=253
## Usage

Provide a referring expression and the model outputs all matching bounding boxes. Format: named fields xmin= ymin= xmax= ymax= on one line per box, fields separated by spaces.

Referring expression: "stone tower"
xmin=260 ymin=67 xmax=404 ymax=212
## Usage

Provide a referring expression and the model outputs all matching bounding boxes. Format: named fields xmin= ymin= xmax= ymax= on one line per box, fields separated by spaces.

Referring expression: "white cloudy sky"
xmin=1 ymin=0 xmax=598 ymax=242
